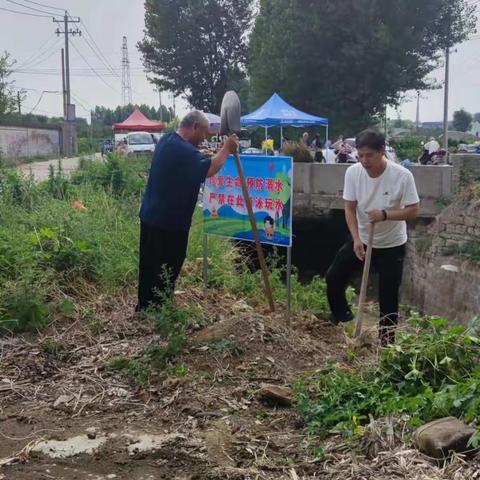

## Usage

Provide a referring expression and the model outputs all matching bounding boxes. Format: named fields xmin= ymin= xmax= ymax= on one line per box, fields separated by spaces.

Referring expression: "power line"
xmin=5 ymin=0 xmax=56 ymax=16
xmin=19 ymin=0 xmax=64 ymax=12
xmin=27 ymin=91 xmax=46 ymax=114
xmin=19 ymin=39 xmax=62 ymax=70
xmin=79 ymin=19 xmax=120 ymax=78
xmin=70 ymin=39 xmax=120 ymax=94
xmin=71 ymin=93 xmax=90 ymax=112
xmin=0 ymin=5 xmax=52 ymax=17
xmin=14 ymin=34 xmax=58 ymax=70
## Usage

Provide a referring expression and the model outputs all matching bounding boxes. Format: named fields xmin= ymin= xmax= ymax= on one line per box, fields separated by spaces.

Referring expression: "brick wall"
xmin=402 ymin=197 xmax=480 ymax=325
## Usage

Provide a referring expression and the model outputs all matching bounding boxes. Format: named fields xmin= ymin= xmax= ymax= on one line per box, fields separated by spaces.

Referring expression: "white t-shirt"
xmin=425 ymin=140 xmax=440 ymax=155
xmin=343 ymin=161 xmax=420 ymax=248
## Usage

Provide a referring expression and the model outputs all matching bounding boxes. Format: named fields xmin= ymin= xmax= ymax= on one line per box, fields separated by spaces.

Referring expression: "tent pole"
xmin=280 ymin=127 xmax=283 ymax=150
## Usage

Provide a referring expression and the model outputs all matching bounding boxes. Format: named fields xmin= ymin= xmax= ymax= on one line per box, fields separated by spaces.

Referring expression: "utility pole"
xmin=384 ymin=105 xmax=388 ymax=137
xmin=158 ymin=88 xmax=163 ymax=122
xmin=415 ymin=91 xmax=420 ymax=131
xmin=121 ymin=36 xmax=133 ymax=106
xmin=54 ymin=11 xmax=81 ymax=155
xmin=17 ymin=92 xmax=22 ymax=115
xmin=61 ymin=48 xmax=66 ymax=119
xmin=443 ymin=47 xmax=450 ymax=151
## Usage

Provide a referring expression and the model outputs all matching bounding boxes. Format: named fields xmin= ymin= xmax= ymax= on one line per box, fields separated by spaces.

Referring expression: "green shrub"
xmin=390 ymin=136 xmax=425 ymax=162
xmin=0 ymin=275 xmax=50 ymax=333
xmin=295 ymin=315 xmax=480 ymax=441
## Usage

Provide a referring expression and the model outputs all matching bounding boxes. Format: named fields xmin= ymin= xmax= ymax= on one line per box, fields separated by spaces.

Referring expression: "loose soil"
xmin=1 ymin=285 xmax=479 ymax=479
xmin=0 ymin=284 xmax=348 ymax=480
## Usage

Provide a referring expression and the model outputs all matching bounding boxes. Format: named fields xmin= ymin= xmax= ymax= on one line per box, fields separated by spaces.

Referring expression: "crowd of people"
xmin=295 ymin=131 xmax=358 ymax=164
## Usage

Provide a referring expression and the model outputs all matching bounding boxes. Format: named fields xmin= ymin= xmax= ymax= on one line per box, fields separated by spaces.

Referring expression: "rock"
xmin=86 ymin=427 xmax=97 ymax=440
xmin=413 ymin=417 xmax=476 ymax=458
xmin=53 ymin=394 xmax=74 ymax=410
xmin=258 ymin=384 xmax=293 ymax=407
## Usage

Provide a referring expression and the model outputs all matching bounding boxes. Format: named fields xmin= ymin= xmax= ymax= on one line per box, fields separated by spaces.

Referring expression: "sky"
xmin=1 ymin=0 xmax=479 ymax=125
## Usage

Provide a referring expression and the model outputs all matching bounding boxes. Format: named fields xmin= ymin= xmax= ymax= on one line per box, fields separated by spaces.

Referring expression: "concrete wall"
xmin=0 ymin=125 xmax=61 ymax=159
xmin=403 ymin=199 xmax=480 ymax=325
xmin=451 ymin=154 xmax=480 ymax=192
xmin=293 ymin=163 xmax=453 ymax=217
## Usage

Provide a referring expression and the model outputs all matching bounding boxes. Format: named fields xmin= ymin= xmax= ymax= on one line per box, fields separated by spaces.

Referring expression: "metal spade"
xmin=220 ymin=91 xmax=275 ymax=312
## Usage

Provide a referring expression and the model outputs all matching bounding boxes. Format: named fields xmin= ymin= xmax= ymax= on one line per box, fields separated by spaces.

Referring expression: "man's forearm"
xmin=206 ymin=146 xmax=230 ymax=178
xmin=386 ymin=205 xmax=419 ymax=221
xmin=345 ymin=208 xmax=361 ymax=242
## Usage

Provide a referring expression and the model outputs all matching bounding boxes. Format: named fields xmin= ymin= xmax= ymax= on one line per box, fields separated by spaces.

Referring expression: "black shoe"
xmin=330 ymin=309 xmax=354 ymax=325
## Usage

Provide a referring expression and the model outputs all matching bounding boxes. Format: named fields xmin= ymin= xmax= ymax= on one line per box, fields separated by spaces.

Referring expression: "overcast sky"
xmin=1 ymin=0 xmax=479 ymax=124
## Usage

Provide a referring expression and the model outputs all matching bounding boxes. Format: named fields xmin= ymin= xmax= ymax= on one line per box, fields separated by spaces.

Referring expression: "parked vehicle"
xmin=242 ymin=147 xmax=263 ymax=155
xmin=125 ymin=132 xmax=156 ymax=155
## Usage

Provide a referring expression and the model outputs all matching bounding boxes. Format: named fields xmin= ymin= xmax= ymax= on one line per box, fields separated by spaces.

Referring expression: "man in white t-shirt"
xmin=424 ymin=137 xmax=440 ymax=156
xmin=326 ymin=130 xmax=420 ymax=345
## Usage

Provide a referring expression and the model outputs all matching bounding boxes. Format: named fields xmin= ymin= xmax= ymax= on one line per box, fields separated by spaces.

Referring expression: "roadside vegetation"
xmin=1 ymin=153 xmax=480 ymax=468
xmin=295 ymin=315 xmax=480 ymax=449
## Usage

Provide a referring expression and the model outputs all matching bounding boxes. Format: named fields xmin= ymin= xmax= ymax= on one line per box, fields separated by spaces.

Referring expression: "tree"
xmin=138 ymin=0 xmax=253 ymax=113
xmin=453 ymin=109 xmax=473 ymax=132
xmin=473 ymin=113 xmax=480 ymax=123
xmin=248 ymin=0 xmax=477 ymax=135
xmin=0 ymin=52 xmax=19 ymax=118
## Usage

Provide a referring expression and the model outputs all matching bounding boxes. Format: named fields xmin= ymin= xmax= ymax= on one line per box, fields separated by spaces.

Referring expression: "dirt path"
xmin=0 ymin=288 xmax=348 ymax=479
xmin=17 ymin=154 xmax=101 ymax=182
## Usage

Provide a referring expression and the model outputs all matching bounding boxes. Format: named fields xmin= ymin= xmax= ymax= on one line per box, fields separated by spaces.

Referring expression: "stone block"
xmin=465 ymin=216 xmax=476 ymax=228
xmin=413 ymin=417 xmax=476 ymax=458
xmin=258 ymin=384 xmax=293 ymax=407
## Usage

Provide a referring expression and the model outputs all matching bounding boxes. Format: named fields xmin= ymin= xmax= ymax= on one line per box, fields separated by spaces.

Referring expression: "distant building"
xmin=420 ymin=121 xmax=445 ymax=129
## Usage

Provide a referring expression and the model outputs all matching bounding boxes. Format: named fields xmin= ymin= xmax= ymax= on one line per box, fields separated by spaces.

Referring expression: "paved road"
xmin=18 ymin=153 xmax=100 ymax=182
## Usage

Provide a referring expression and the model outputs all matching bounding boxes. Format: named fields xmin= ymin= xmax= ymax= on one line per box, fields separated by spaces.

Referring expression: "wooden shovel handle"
xmin=354 ymin=223 xmax=375 ymax=338
xmin=233 ymin=152 xmax=275 ymax=312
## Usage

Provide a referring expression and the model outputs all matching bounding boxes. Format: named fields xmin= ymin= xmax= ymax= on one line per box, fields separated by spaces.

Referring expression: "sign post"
xmin=202 ymin=154 xmax=293 ymax=319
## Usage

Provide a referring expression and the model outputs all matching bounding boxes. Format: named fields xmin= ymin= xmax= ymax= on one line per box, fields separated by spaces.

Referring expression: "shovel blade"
xmin=220 ymin=91 xmax=241 ymax=136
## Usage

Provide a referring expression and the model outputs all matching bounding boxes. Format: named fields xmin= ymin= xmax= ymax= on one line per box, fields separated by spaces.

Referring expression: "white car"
xmin=125 ymin=132 xmax=156 ymax=155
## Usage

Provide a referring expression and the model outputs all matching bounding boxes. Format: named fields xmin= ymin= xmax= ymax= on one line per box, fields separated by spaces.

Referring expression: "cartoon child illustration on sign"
xmin=264 ymin=215 xmax=275 ymax=239
xmin=211 ymin=200 xmax=219 ymax=218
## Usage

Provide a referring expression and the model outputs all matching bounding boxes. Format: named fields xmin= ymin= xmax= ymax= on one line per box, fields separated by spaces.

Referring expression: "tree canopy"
xmin=0 ymin=52 xmax=20 ymax=119
xmin=248 ymin=0 xmax=476 ymax=135
xmin=453 ymin=108 xmax=473 ymax=132
xmin=139 ymin=0 xmax=253 ymax=113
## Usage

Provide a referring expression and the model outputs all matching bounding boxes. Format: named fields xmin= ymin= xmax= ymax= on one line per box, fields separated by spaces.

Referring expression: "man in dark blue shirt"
xmin=137 ymin=111 xmax=238 ymax=311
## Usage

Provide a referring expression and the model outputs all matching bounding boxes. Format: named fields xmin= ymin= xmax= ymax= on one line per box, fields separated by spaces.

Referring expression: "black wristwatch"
xmin=382 ymin=209 xmax=388 ymax=221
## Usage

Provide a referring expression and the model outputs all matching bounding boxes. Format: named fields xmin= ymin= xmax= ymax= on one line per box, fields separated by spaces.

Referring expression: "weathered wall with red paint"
xmin=0 ymin=125 xmax=60 ymax=158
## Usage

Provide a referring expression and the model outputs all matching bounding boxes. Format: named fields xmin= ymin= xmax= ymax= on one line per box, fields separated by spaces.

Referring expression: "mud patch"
xmin=31 ymin=434 xmax=109 ymax=458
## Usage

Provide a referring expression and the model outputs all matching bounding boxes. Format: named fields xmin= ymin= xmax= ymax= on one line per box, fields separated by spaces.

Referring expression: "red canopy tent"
xmin=112 ymin=109 xmax=164 ymax=133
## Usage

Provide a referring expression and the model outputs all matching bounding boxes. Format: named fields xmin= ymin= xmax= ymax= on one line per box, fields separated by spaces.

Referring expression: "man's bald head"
xmin=178 ymin=110 xmax=210 ymax=147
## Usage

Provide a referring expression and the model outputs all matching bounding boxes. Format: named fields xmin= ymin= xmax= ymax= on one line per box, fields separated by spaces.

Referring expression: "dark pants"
xmin=326 ymin=240 xmax=406 ymax=345
xmin=137 ymin=222 xmax=189 ymax=311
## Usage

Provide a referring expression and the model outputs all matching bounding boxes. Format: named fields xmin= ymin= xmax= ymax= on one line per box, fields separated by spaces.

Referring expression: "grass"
xmin=454 ymin=242 xmax=480 ymax=264
xmin=0 ymin=152 xmax=336 ymax=382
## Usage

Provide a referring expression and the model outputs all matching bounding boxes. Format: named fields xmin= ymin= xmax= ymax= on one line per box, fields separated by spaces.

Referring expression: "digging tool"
xmin=220 ymin=91 xmax=275 ymax=312
xmin=354 ymin=223 xmax=375 ymax=338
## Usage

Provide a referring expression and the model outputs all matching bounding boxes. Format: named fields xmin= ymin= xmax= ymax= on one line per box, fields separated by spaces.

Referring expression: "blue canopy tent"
xmin=241 ymin=93 xmax=329 ymax=148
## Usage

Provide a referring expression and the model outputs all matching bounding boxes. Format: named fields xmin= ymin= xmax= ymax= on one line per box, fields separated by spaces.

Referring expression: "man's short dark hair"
xmin=356 ymin=130 xmax=386 ymax=151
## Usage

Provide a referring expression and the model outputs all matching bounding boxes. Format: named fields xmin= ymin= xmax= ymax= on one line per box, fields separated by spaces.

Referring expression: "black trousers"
xmin=137 ymin=222 xmax=189 ymax=311
xmin=326 ymin=240 xmax=406 ymax=344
